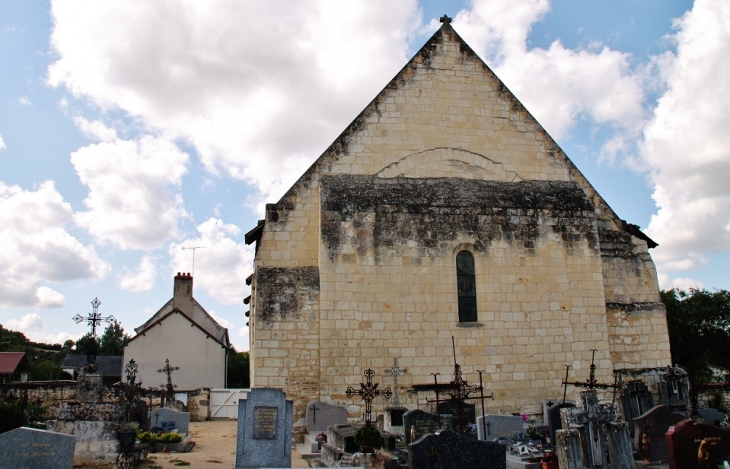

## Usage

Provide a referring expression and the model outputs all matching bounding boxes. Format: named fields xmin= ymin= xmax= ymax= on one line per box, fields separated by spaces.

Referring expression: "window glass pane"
xmin=456 ymin=251 xmax=477 ymax=322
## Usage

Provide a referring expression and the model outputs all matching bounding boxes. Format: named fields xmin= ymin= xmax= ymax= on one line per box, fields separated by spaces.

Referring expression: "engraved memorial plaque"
xmin=253 ymin=406 xmax=278 ymax=439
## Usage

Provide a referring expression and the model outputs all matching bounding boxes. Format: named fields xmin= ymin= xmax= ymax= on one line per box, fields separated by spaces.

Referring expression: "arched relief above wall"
xmin=375 ymin=147 xmax=523 ymax=182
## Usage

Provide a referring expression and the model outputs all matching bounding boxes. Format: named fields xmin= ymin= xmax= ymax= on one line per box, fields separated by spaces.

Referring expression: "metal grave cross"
xmin=426 ymin=337 xmax=494 ymax=437
xmin=385 ymin=358 xmax=407 ymax=407
xmin=72 ymin=297 xmax=115 ymax=371
xmin=562 ymin=349 xmax=621 ymax=399
xmin=346 ymin=368 xmax=392 ymax=427
xmin=157 ymin=358 xmax=180 ymax=404
xmin=311 ymin=403 xmax=320 ymax=424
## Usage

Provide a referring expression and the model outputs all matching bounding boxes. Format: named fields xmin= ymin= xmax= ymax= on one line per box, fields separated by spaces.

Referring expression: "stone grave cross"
xmin=565 ymin=390 xmax=616 ymax=467
xmin=385 ymin=358 xmax=407 ymax=407
xmin=346 ymin=368 xmax=392 ymax=426
xmin=72 ymin=297 xmax=115 ymax=371
xmin=310 ymin=403 xmax=320 ymax=424
xmin=157 ymin=358 xmax=179 ymax=405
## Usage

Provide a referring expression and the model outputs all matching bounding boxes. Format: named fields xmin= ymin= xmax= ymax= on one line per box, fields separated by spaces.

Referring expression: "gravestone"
xmin=305 ymin=400 xmax=347 ymax=433
xmin=408 ymin=429 xmax=506 ymax=469
xmin=621 ymin=380 xmax=654 ymax=433
xmin=476 ymin=414 xmax=523 ymax=440
xmin=547 ymin=402 xmax=575 ymax=443
xmin=438 ymin=400 xmax=476 ymax=425
xmin=0 ymin=426 xmax=75 ymax=469
xmin=235 ymin=387 xmax=293 ymax=469
xmin=666 ymin=419 xmax=730 ymax=469
xmin=135 ymin=400 xmax=149 ymax=430
xmin=403 ymin=409 xmax=453 ymax=446
xmin=698 ymin=407 xmax=726 ymax=426
xmin=387 ymin=407 xmax=407 ymax=427
xmin=632 ymin=405 xmax=687 ymax=462
xmin=151 ymin=407 xmax=190 ymax=436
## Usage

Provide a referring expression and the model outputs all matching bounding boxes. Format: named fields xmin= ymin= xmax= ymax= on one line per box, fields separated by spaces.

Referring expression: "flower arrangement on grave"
xmin=541 ymin=451 xmax=559 ymax=469
xmin=526 ymin=425 xmax=547 ymax=443
xmin=316 ymin=432 xmax=328 ymax=443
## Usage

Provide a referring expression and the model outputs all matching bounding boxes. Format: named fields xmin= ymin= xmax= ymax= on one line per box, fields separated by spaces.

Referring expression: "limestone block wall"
xmin=599 ymin=228 xmax=671 ymax=369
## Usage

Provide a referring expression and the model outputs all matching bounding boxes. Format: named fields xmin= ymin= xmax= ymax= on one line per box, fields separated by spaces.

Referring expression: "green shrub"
xmin=136 ymin=431 xmax=159 ymax=444
xmin=354 ymin=425 xmax=382 ymax=451
xmin=160 ymin=432 xmax=183 ymax=443
xmin=25 ymin=402 xmax=49 ymax=429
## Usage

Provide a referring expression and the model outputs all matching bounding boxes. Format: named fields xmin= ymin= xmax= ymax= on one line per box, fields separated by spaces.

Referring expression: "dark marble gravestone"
xmin=235 ymin=388 xmax=293 ymax=469
xmin=666 ymin=419 xmax=730 ymax=469
xmin=403 ymin=409 xmax=454 ymax=446
xmin=0 ymin=426 xmax=75 ymax=469
xmin=437 ymin=400 xmax=476 ymax=425
xmin=409 ymin=430 xmax=506 ymax=469
xmin=632 ymin=405 xmax=687 ymax=462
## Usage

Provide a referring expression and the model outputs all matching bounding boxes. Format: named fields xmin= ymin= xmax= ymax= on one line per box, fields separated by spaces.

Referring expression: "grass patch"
xmin=170 ymin=459 xmax=191 ymax=467
xmin=205 ymin=460 xmax=222 ymax=464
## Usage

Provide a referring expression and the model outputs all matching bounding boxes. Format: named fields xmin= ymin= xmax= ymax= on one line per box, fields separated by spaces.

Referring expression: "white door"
xmin=210 ymin=389 xmax=249 ymax=419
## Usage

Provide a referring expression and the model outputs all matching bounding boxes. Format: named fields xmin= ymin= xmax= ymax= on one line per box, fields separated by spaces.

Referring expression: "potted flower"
xmin=117 ymin=422 xmax=138 ymax=453
xmin=541 ymin=451 xmax=558 ymax=469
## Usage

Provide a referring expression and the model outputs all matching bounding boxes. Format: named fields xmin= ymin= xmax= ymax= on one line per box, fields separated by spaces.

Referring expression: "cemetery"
xmin=3 ymin=12 xmax=730 ymax=469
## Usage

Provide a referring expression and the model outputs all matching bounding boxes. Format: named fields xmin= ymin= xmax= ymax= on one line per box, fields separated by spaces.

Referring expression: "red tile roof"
xmin=0 ymin=352 xmax=26 ymax=374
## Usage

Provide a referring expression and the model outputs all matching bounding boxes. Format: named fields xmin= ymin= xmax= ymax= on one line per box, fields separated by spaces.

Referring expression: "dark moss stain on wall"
xmin=256 ymin=267 xmax=319 ymax=325
xmin=320 ymin=175 xmax=598 ymax=261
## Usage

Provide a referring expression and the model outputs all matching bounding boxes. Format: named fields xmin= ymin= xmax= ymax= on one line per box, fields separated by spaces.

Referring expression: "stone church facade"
xmin=245 ymin=21 xmax=671 ymax=435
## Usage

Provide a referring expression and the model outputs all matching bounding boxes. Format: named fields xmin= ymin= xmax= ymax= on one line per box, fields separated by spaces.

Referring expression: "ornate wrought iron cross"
xmin=157 ymin=358 xmax=180 ymax=404
xmin=385 ymin=358 xmax=407 ymax=407
xmin=72 ymin=297 xmax=114 ymax=371
xmin=346 ymin=368 xmax=392 ymax=426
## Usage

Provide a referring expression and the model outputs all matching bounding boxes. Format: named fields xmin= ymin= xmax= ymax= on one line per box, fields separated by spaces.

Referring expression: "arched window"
xmin=456 ymin=251 xmax=477 ymax=322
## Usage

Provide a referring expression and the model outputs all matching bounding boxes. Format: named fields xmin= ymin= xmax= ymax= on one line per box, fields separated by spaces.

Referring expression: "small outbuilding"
xmin=0 ymin=352 xmax=30 ymax=383
xmin=123 ymin=273 xmax=230 ymax=391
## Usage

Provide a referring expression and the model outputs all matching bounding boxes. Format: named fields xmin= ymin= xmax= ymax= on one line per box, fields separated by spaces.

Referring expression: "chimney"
xmin=173 ymin=272 xmax=193 ymax=314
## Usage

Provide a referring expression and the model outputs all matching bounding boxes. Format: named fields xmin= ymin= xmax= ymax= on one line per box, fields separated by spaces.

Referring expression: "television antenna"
xmin=181 ymin=245 xmax=206 ymax=277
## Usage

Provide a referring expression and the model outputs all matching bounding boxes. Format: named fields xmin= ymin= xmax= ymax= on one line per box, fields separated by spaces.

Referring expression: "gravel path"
xmin=136 ymin=420 xmax=310 ymax=468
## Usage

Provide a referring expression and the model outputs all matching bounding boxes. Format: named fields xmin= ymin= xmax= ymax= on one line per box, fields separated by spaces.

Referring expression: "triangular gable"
xmin=269 ymin=21 xmax=644 ymax=239
xmin=134 ymin=298 xmax=229 ymax=346
xmin=127 ymin=307 xmax=228 ymax=348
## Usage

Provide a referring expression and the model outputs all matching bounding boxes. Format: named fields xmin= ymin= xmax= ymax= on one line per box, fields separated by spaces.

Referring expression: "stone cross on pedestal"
xmin=385 ymin=358 xmax=407 ymax=407
xmin=564 ymin=390 xmax=615 ymax=467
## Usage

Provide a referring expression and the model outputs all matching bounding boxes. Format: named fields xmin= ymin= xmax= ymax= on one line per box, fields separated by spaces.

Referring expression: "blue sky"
xmin=1 ymin=0 xmax=728 ymax=351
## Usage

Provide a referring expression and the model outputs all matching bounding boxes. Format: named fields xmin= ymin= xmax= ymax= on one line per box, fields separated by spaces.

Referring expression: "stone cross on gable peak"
xmin=440 ymin=15 xmax=452 ymax=24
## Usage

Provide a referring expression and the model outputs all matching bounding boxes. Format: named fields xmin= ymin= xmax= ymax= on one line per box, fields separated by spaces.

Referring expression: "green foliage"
xmin=99 ymin=320 xmax=130 ymax=356
xmin=137 ymin=431 xmax=160 ymax=444
xmin=354 ymin=425 xmax=382 ymax=451
xmin=0 ymin=398 xmax=25 ymax=434
xmin=227 ymin=347 xmax=250 ymax=388
xmin=74 ymin=332 xmax=95 ymax=357
xmin=662 ymin=288 xmax=730 ymax=386
xmin=24 ymin=402 xmax=49 ymax=429
xmin=160 ymin=432 xmax=184 ymax=443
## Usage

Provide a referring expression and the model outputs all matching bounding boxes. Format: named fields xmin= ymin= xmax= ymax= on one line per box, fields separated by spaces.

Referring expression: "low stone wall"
xmin=48 ymin=419 xmax=121 ymax=466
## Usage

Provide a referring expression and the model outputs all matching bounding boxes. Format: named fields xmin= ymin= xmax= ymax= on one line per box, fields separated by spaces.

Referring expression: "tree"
xmin=74 ymin=333 xmax=95 ymax=356
xmin=98 ymin=320 xmax=130 ymax=356
xmin=227 ymin=347 xmax=250 ymax=388
xmin=662 ymin=288 xmax=730 ymax=392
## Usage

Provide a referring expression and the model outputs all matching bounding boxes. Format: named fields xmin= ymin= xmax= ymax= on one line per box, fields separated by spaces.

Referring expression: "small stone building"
xmin=245 ymin=20 xmax=672 ymax=435
xmin=124 ymin=273 xmax=230 ymax=390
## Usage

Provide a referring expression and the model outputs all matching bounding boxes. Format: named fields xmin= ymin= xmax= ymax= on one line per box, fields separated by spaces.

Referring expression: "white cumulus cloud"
xmin=169 ymin=217 xmax=253 ymax=305
xmin=48 ymin=0 xmax=422 ymax=204
xmin=118 ymin=256 xmax=157 ymax=292
xmin=6 ymin=313 xmax=76 ymax=345
xmin=0 ymin=181 xmax=109 ymax=308
xmin=72 ymin=136 xmax=189 ymax=250
xmin=0 ymin=134 xmax=6 ymax=151
xmin=73 ymin=116 xmax=118 ymax=142
xmin=642 ymin=0 xmax=730 ymax=285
